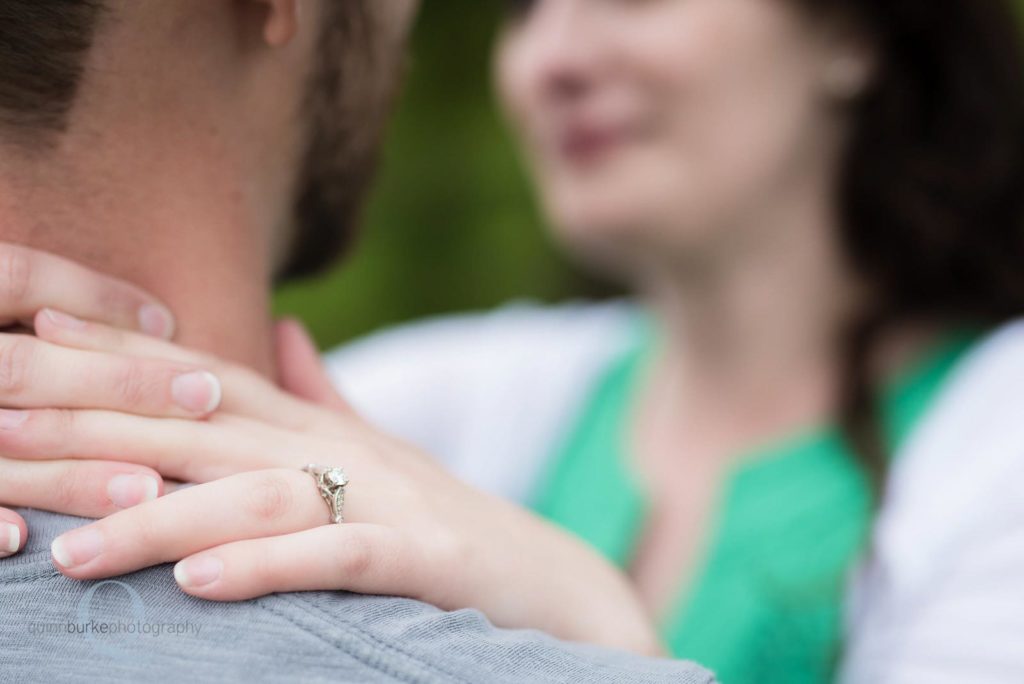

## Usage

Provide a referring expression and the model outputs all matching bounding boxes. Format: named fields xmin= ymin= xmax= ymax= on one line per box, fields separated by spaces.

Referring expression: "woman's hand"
xmin=0 ymin=243 xmax=183 ymax=558
xmin=2 ymin=310 xmax=665 ymax=656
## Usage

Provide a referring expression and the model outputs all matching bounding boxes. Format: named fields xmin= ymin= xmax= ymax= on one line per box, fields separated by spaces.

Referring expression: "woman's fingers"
xmin=173 ymin=523 xmax=415 ymax=601
xmin=274 ymin=319 xmax=357 ymax=415
xmin=0 ymin=456 xmax=163 ymax=520
xmin=0 ymin=457 xmax=166 ymax=559
xmin=49 ymin=469 xmax=334 ymax=579
xmin=35 ymin=310 xmax=352 ymax=434
xmin=35 ymin=308 xmax=208 ymax=365
xmin=0 ymin=243 xmax=174 ymax=337
xmin=0 ymin=407 xmax=302 ymax=483
xmin=0 ymin=508 xmax=26 ymax=558
xmin=0 ymin=330 xmax=221 ymax=418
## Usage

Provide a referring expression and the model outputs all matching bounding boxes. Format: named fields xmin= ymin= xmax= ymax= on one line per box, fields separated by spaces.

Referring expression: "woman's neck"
xmin=632 ymin=207 xmax=940 ymax=461
xmin=644 ymin=228 xmax=855 ymax=431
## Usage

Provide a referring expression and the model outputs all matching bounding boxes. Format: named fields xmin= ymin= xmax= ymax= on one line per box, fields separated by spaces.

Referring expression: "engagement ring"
xmin=302 ymin=463 xmax=349 ymax=524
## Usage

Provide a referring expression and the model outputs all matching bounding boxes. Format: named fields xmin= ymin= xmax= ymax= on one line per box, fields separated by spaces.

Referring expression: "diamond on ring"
xmin=302 ymin=463 xmax=349 ymax=524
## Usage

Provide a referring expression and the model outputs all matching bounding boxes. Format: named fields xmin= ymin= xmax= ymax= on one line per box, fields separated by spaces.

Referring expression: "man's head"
xmin=0 ymin=0 xmax=416 ymax=282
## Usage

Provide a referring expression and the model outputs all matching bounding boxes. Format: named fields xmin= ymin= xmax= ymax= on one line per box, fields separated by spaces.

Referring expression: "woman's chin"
xmin=547 ymin=197 xmax=680 ymax=248
xmin=549 ymin=218 xmax=658 ymax=281
xmin=551 ymin=214 xmax=635 ymax=252
xmin=548 ymin=205 xmax=732 ymax=282
xmin=548 ymin=201 xmax=642 ymax=242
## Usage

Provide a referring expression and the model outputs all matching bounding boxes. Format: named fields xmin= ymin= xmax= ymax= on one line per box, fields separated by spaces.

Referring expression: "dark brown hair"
xmin=277 ymin=1 xmax=407 ymax=282
xmin=806 ymin=0 xmax=1024 ymax=491
xmin=280 ymin=1 xmax=375 ymax=281
xmin=0 ymin=0 xmax=103 ymax=136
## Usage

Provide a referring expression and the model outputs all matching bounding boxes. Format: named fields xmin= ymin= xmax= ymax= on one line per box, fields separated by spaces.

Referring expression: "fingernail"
xmin=174 ymin=556 xmax=222 ymax=588
xmin=0 ymin=523 xmax=19 ymax=555
xmin=51 ymin=528 xmax=103 ymax=569
xmin=171 ymin=371 xmax=221 ymax=414
xmin=106 ymin=474 xmax=160 ymax=509
xmin=138 ymin=304 xmax=175 ymax=340
xmin=43 ymin=308 xmax=87 ymax=331
xmin=0 ymin=409 xmax=28 ymax=430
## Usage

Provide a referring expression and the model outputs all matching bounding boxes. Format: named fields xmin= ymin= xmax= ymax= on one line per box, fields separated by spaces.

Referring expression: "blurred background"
xmin=275 ymin=0 xmax=1024 ymax=350
xmin=274 ymin=1 xmax=609 ymax=349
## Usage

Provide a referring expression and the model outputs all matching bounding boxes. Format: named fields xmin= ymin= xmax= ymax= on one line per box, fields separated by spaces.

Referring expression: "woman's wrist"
xmin=460 ymin=495 xmax=663 ymax=655
xmin=556 ymin=552 xmax=663 ymax=656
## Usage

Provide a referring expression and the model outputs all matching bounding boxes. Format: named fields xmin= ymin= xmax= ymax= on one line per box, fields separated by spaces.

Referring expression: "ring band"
xmin=302 ymin=463 xmax=349 ymax=524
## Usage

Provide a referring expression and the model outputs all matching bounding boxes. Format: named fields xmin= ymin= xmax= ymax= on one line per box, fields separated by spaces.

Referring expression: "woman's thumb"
xmin=274 ymin=318 xmax=355 ymax=415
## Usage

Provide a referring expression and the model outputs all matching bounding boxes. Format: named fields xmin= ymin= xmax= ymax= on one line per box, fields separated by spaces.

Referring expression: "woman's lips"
xmin=557 ymin=124 xmax=628 ymax=165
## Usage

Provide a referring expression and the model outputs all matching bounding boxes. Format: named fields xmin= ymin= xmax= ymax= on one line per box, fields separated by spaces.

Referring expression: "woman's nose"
xmin=517 ymin=1 xmax=604 ymax=104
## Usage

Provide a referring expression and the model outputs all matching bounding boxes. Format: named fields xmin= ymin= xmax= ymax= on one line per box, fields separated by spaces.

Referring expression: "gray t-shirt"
xmin=0 ymin=507 xmax=716 ymax=683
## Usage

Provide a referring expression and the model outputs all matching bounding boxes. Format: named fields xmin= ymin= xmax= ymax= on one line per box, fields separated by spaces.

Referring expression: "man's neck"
xmin=0 ymin=155 xmax=278 ymax=378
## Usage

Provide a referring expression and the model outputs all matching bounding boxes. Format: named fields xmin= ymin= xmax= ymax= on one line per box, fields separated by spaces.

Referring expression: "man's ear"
xmin=249 ymin=0 xmax=300 ymax=47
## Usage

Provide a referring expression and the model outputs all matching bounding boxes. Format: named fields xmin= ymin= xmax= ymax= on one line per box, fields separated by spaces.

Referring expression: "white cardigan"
xmin=841 ymin=318 xmax=1024 ymax=683
xmin=324 ymin=301 xmax=1024 ymax=683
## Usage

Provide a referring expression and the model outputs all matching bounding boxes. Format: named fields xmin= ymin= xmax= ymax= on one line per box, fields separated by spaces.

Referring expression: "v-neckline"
xmin=527 ymin=307 xmax=982 ymax=679
xmin=614 ymin=317 xmax=981 ymax=630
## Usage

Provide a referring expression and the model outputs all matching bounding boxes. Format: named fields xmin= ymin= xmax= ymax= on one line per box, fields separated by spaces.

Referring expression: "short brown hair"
xmin=0 ymin=0 xmax=103 ymax=136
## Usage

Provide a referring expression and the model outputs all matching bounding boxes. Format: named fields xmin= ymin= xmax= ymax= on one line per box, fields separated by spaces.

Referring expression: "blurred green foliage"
xmin=273 ymin=2 xmax=593 ymax=350
xmin=277 ymin=1 xmax=1024 ymax=350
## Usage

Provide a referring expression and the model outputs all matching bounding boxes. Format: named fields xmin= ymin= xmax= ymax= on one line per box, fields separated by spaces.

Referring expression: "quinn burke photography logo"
xmin=26 ymin=579 xmax=202 ymax=661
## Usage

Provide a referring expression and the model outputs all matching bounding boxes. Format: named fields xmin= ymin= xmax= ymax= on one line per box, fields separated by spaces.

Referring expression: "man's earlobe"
xmin=254 ymin=0 xmax=299 ymax=47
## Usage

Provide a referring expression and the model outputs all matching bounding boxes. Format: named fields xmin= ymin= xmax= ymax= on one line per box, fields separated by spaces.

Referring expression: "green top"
xmin=526 ymin=313 xmax=979 ymax=684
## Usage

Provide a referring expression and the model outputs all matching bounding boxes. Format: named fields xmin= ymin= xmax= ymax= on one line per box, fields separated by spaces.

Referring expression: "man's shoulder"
xmin=1 ymin=508 xmax=715 ymax=683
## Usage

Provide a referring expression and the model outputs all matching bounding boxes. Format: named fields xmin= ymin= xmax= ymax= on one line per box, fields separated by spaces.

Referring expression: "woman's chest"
xmin=625 ymin=454 xmax=726 ymax=622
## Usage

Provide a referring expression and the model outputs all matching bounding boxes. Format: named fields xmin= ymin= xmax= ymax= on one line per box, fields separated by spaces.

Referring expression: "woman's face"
xmin=495 ymin=0 xmax=873 ymax=274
